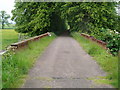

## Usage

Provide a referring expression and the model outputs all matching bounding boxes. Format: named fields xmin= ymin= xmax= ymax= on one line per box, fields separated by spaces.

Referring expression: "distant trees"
xmin=0 ymin=11 xmax=10 ymax=29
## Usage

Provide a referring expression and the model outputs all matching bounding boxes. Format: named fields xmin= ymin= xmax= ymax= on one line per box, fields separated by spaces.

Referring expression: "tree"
xmin=60 ymin=2 xmax=118 ymax=34
xmin=11 ymin=2 xmax=67 ymax=36
xmin=12 ymin=2 xmax=118 ymax=36
xmin=0 ymin=11 xmax=10 ymax=29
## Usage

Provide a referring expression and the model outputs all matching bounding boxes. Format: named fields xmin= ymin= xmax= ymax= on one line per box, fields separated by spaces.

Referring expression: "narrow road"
xmin=22 ymin=36 xmax=112 ymax=88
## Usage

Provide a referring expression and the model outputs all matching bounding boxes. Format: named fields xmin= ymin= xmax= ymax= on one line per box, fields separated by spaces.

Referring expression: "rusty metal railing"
xmin=81 ymin=33 xmax=107 ymax=49
xmin=8 ymin=32 xmax=51 ymax=51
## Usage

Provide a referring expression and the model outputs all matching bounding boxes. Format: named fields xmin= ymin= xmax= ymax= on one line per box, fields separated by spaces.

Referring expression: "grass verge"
xmin=2 ymin=33 xmax=56 ymax=88
xmin=71 ymin=32 xmax=118 ymax=88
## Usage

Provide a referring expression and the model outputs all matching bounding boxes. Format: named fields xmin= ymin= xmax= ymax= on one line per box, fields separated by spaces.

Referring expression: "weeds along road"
xmin=22 ymin=35 xmax=112 ymax=88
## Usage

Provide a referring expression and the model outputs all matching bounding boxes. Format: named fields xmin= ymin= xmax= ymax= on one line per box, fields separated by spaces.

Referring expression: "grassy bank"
xmin=0 ymin=29 xmax=18 ymax=50
xmin=2 ymin=34 xmax=56 ymax=88
xmin=71 ymin=32 xmax=118 ymax=88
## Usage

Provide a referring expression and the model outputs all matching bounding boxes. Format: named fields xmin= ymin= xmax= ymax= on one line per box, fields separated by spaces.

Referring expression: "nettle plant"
xmin=96 ymin=28 xmax=120 ymax=56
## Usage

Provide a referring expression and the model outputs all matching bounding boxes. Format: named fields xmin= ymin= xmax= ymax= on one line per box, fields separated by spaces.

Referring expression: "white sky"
xmin=0 ymin=0 xmax=15 ymax=23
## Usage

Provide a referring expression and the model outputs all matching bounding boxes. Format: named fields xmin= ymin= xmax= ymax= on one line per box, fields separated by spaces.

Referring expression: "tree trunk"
xmin=2 ymin=22 xmax=4 ymax=29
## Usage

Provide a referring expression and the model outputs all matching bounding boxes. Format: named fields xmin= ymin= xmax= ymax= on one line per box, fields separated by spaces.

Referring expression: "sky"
xmin=0 ymin=0 xmax=15 ymax=23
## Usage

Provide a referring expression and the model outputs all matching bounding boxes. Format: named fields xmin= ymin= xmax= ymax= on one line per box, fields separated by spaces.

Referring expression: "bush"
xmin=92 ymin=28 xmax=120 ymax=56
xmin=105 ymin=30 xmax=120 ymax=56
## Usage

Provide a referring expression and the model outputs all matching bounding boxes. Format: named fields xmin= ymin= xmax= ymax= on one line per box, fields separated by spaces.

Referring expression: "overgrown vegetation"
xmin=72 ymin=32 xmax=118 ymax=88
xmin=0 ymin=29 xmax=18 ymax=50
xmin=2 ymin=34 xmax=56 ymax=88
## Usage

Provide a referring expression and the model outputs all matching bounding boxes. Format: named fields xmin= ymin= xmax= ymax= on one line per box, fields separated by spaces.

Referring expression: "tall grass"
xmin=71 ymin=32 xmax=118 ymax=88
xmin=2 ymin=34 xmax=56 ymax=88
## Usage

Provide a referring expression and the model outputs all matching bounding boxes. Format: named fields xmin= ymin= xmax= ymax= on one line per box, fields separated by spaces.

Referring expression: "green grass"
xmin=0 ymin=29 xmax=18 ymax=50
xmin=71 ymin=32 xmax=118 ymax=88
xmin=2 ymin=34 xmax=56 ymax=88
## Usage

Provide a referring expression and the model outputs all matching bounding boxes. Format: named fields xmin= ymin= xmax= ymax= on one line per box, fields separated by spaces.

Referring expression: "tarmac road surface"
xmin=22 ymin=36 xmax=113 ymax=88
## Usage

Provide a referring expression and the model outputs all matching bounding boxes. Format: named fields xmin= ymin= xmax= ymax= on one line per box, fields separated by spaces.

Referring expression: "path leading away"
xmin=22 ymin=36 xmax=112 ymax=88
